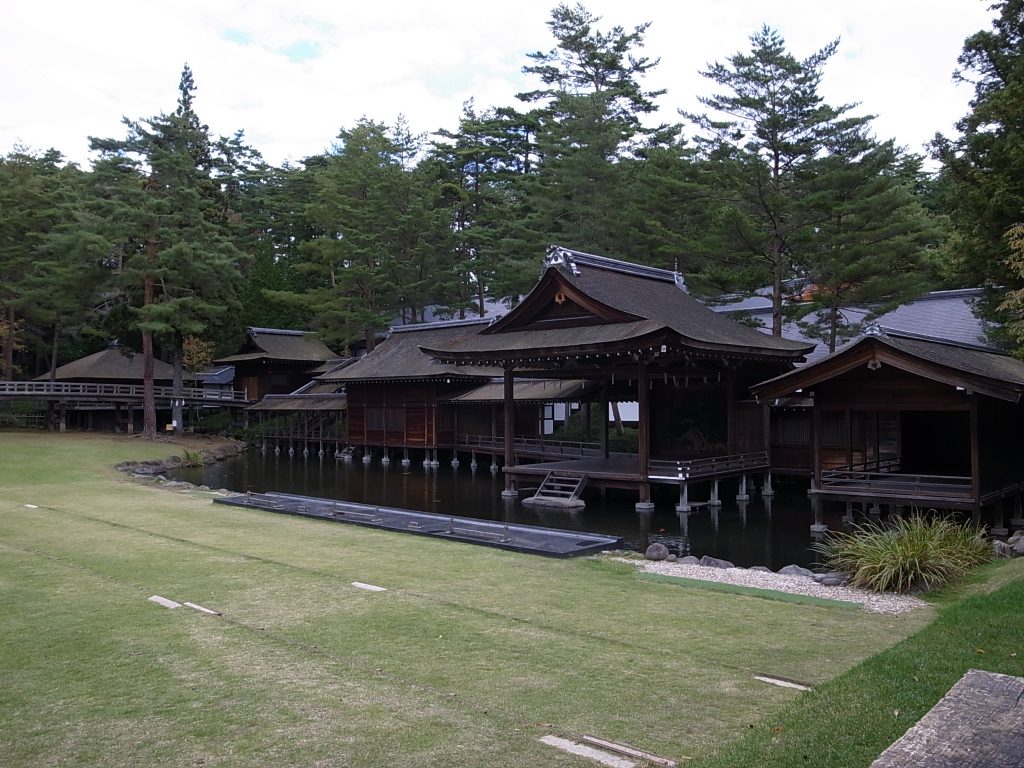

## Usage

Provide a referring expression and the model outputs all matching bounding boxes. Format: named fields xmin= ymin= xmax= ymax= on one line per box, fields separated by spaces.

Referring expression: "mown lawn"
xmin=0 ymin=430 xmax=1005 ymax=767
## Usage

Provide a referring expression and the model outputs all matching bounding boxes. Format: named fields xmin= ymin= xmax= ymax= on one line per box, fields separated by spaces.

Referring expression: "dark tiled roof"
xmin=429 ymin=248 xmax=812 ymax=361
xmin=319 ymin=319 xmax=500 ymax=383
xmin=36 ymin=347 xmax=175 ymax=382
xmin=446 ymin=379 xmax=592 ymax=404
xmin=197 ymin=366 xmax=235 ymax=386
xmin=215 ymin=328 xmax=341 ymax=364
xmin=876 ymin=289 xmax=993 ymax=348
xmin=248 ymin=393 xmax=347 ymax=411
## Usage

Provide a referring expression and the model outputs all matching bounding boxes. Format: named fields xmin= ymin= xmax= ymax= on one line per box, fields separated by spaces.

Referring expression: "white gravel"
xmin=617 ymin=558 xmax=929 ymax=614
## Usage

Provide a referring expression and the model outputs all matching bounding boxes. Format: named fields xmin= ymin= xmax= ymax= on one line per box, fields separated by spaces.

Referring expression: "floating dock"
xmin=213 ymin=492 xmax=622 ymax=557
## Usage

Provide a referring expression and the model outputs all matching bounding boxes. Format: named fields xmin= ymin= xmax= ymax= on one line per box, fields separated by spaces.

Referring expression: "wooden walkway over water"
xmin=0 ymin=381 xmax=250 ymax=405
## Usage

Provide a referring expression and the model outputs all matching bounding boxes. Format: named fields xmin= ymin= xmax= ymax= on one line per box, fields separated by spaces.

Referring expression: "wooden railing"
xmin=818 ymin=467 xmax=973 ymax=500
xmin=455 ymin=434 xmax=603 ymax=457
xmin=0 ymin=381 xmax=249 ymax=403
xmin=648 ymin=451 xmax=769 ymax=482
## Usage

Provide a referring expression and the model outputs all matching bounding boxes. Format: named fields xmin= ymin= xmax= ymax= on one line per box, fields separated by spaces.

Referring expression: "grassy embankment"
xmin=0 ymin=431 xmax=1019 ymax=767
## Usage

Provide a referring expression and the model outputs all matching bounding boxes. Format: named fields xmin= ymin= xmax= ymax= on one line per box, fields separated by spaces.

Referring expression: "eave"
xmin=752 ymin=337 xmax=1023 ymax=404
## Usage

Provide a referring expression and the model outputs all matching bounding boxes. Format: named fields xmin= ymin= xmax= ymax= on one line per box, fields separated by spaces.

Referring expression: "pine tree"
xmin=932 ymin=0 xmax=1024 ymax=347
xmin=687 ymin=26 xmax=869 ymax=336
xmin=88 ymin=65 xmax=245 ymax=436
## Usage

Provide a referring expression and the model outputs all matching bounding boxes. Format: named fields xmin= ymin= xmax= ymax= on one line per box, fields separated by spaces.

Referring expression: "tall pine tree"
xmin=88 ymin=65 xmax=245 ymax=436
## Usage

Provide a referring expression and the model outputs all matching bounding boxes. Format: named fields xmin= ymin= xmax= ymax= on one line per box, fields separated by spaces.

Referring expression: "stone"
xmin=645 ymin=543 xmax=670 ymax=561
xmin=699 ymin=555 xmax=735 ymax=569
xmin=1008 ymin=530 xmax=1023 ymax=545
xmin=1011 ymin=537 xmax=1024 ymax=556
xmin=778 ymin=564 xmax=816 ymax=579
xmin=749 ymin=565 xmax=773 ymax=573
xmin=820 ymin=577 xmax=845 ymax=587
xmin=679 ymin=555 xmax=700 ymax=565
xmin=665 ymin=554 xmax=678 ymax=562
xmin=992 ymin=540 xmax=1015 ymax=559
xmin=813 ymin=571 xmax=848 ymax=584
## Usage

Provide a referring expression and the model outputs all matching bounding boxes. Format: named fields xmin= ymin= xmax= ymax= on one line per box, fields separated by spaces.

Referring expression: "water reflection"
xmin=176 ymin=452 xmax=825 ymax=568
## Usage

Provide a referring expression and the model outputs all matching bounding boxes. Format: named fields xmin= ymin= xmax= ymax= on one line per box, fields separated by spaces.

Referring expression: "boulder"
xmin=679 ymin=555 xmax=701 ymax=565
xmin=699 ymin=555 xmax=735 ymax=569
xmin=778 ymin=564 xmax=815 ymax=579
xmin=748 ymin=565 xmax=773 ymax=573
xmin=819 ymin=577 xmax=845 ymax=587
xmin=665 ymin=554 xmax=678 ymax=562
xmin=993 ymin=540 xmax=1015 ymax=559
xmin=1012 ymin=537 xmax=1024 ymax=556
xmin=645 ymin=543 xmax=670 ymax=561
xmin=1008 ymin=530 xmax=1023 ymax=545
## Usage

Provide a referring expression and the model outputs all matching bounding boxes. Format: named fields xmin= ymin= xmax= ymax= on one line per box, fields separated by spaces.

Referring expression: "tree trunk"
xmin=141 ymin=272 xmax=157 ymax=438
xmin=771 ymin=239 xmax=784 ymax=337
xmin=172 ymin=339 xmax=183 ymax=435
xmin=3 ymin=306 xmax=15 ymax=379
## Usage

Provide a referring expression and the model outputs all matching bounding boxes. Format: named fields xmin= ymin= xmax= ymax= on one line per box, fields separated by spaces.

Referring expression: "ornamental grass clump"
xmin=814 ymin=514 xmax=990 ymax=593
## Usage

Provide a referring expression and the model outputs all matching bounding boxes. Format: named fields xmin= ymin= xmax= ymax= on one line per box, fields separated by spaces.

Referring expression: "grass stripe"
xmin=638 ymin=572 xmax=862 ymax=610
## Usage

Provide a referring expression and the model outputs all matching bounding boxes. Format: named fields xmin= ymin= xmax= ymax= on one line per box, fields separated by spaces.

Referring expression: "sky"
xmin=0 ymin=0 xmax=997 ymax=168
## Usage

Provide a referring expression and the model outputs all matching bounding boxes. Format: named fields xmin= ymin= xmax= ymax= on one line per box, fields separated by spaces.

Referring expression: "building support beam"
xmin=501 ymin=367 xmax=517 ymax=497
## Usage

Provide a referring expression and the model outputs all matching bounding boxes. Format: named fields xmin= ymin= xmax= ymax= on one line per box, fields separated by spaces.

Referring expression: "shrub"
xmin=814 ymin=513 xmax=990 ymax=593
xmin=179 ymin=448 xmax=206 ymax=468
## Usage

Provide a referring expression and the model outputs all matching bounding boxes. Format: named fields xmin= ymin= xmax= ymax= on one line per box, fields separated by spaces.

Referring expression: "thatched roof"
xmin=319 ymin=320 xmax=500 ymax=383
xmin=215 ymin=328 xmax=342 ymax=365
xmin=36 ymin=347 xmax=175 ymax=382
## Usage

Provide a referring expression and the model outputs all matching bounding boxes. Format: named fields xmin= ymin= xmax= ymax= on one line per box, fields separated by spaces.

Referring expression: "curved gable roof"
xmin=427 ymin=247 xmax=812 ymax=364
xmin=753 ymin=332 xmax=1024 ymax=403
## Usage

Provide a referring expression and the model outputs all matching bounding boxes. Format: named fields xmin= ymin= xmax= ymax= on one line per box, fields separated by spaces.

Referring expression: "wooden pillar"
xmin=969 ymin=394 xmax=981 ymax=508
xmin=726 ymin=369 xmax=736 ymax=453
xmin=600 ymin=383 xmax=609 ymax=459
xmin=812 ymin=405 xmax=822 ymax=493
xmin=636 ymin=363 xmax=653 ymax=510
xmin=502 ymin=368 xmax=516 ymax=496
xmin=845 ymin=408 xmax=853 ymax=468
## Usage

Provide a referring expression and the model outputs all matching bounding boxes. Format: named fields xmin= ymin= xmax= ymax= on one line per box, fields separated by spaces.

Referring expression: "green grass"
xmin=0 ymin=431 xmax=1011 ymax=767
xmin=689 ymin=557 xmax=1024 ymax=768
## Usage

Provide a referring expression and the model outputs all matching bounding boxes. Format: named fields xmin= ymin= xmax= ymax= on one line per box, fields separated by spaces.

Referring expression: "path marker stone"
xmin=148 ymin=595 xmax=181 ymax=609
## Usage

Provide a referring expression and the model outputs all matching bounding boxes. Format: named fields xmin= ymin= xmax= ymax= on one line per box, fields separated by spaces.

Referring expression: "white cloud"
xmin=0 ymin=0 xmax=994 ymax=166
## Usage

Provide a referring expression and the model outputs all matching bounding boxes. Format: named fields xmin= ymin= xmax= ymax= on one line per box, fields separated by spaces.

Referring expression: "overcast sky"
xmin=1 ymin=0 xmax=995 ymax=168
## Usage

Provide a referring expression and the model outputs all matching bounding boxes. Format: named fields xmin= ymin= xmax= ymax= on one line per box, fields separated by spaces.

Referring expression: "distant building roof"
xmin=318 ymin=319 xmax=500 ymax=383
xmin=425 ymin=247 xmax=813 ymax=365
xmin=215 ymin=327 xmax=342 ymax=365
xmin=36 ymin=346 xmax=176 ymax=382
xmin=196 ymin=365 xmax=235 ymax=386
xmin=710 ymin=287 xmax=997 ymax=364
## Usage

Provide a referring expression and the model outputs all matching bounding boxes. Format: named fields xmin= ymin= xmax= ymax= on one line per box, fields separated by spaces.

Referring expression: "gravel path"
xmin=619 ymin=558 xmax=929 ymax=614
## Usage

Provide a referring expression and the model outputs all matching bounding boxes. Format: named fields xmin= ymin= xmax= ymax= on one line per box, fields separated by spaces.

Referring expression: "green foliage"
xmin=932 ymin=1 xmax=1024 ymax=293
xmin=178 ymin=447 xmax=205 ymax=467
xmin=814 ymin=514 xmax=991 ymax=593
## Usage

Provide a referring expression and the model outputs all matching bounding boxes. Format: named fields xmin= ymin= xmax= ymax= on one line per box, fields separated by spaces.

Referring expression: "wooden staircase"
xmin=522 ymin=471 xmax=588 ymax=509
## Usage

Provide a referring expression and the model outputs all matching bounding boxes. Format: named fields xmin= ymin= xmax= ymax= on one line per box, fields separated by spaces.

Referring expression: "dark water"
xmin=175 ymin=451 xmax=832 ymax=568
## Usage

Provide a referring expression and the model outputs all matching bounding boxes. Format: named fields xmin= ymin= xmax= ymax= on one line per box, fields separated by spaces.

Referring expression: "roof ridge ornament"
xmin=864 ymin=323 xmax=887 ymax=337
xmin=545 ymin=245 xmax=580 ymax=275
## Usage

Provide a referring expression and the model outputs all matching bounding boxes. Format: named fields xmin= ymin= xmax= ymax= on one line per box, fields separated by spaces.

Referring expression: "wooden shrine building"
xmin=422 ymin=246 xmax=813 ymax=509
xmin=215 ymin=327 xmax=344 ymax=402
xmin=320 ymin=319 xmax=498 ymax=461
xmin=752 ymin=327 xmax=1024 ymax=531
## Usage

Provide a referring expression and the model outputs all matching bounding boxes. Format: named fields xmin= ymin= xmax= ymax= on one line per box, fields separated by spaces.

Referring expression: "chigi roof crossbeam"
xmin=544 ymin=245 xmax=687 ymax=291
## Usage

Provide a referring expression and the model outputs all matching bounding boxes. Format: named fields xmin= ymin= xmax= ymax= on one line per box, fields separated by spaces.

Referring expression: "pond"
xmin=174 ymin=451 xmax=834 ymax=569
